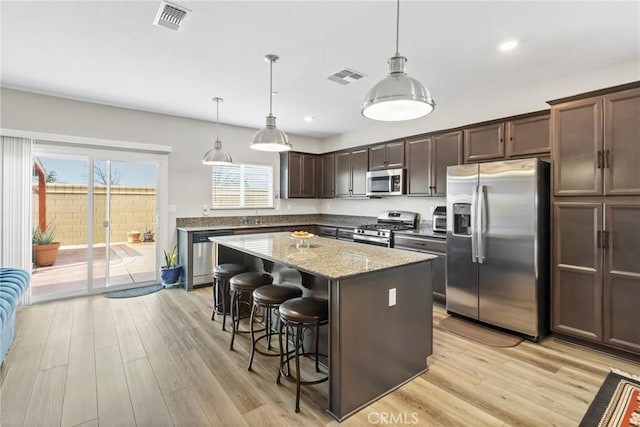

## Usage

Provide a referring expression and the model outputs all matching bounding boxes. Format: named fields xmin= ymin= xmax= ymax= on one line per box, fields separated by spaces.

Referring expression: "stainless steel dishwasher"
xmin=178 ymin=229 xmax=233 ymax=290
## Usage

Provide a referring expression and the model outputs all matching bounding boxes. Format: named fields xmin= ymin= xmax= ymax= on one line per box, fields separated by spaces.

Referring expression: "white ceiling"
xmin=2 ymin=1 xmax=639 ymax=139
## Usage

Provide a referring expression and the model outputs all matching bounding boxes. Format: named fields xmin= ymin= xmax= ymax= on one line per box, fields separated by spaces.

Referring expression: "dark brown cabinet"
xmin=335 ymin=148 xmax=368 ymax=198
xmin=280 ymin=152 xmax=316 ymax=199
xmin=406 ymin=131 xmax=462 ymax=196
xmin=316 ymin=153 xmax=335 ymax=198
xmin=551 ymin=87 xmax=640 ymax=196
xmin=553 ymin=198 xmax=640 ymax=354
xmin=464 ymin=114 xmax=550 ymax=163
xmin=369 ymin=141 xmax=405 ymax=170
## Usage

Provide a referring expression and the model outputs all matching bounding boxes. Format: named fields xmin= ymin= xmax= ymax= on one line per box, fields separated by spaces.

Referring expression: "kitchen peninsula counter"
xmin=211 ymin=232 xmax=435 ymax=422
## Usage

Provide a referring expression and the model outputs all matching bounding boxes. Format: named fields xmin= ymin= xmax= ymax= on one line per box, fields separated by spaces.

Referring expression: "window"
xmin=211 ymin=163 xmax=274 ymax=209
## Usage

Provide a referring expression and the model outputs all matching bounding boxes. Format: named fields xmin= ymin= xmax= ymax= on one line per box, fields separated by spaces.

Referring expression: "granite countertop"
xmin=176 ymin=221 xmax=363 ymax=233
xmin=210 ymin=232 xmax=435 ymax=280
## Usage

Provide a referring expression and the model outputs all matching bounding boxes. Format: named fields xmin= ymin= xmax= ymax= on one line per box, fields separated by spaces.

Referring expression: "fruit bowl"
xmin=289 ymin=232 xmax=316 ymax=248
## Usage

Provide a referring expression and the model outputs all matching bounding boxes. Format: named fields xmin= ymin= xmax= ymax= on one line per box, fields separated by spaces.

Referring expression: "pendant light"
xmin=361 ymin=0 xmax=435 ymax=121
xmin=250 ymin=54 xmax=292 ymax=152
xmin=202 ymin=97 xmax=232 ymax=165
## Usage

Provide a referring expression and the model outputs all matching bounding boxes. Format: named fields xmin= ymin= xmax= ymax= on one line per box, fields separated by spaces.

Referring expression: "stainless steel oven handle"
xmin=471 ymin=186 xmax=478 ymax=263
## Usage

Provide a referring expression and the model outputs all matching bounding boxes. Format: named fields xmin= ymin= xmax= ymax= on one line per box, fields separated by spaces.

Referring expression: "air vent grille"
xmin=153 ymin=1 xmax=191 ymax=31
xmin=328 ymin=68 xmax=366 ymax=85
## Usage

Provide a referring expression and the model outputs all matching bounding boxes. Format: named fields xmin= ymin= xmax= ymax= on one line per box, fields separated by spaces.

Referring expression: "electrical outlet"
xmin=388 ymin=288 xmax=396 ymax=306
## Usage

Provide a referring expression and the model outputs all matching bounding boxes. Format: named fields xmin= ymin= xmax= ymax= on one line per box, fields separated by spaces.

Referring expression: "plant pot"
xmin=127 ymin=231 xmax=141 ymax=243
xmin=143 ymin=232 xmax=154 ymax=242
xmin=33 ymin=242 xmax=61 ymax=267
xmin=161 ymin=265 xmax=182 ymax=285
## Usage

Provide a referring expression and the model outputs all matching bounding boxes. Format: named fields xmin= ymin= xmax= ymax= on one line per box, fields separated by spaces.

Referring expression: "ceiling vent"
xmin=153 ymin=1 xmax=191 ymax=31
xmin=328 ymin=68 xmax=366 ymax=85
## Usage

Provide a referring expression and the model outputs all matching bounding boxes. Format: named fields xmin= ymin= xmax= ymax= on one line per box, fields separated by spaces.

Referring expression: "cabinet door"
xmin=603 ymin=88 xmax=640 ymax=196
xmin=406 ymin=137 xmax=431 ymax=196
xmin=552 ymin=202 xmax=603 ymax=342
xmin=506 ymin=115 xmax=550 ymax=157
xmin=288 ymin=153 xmax=303 ymax=198
xmin=351 ymin=149 xmax=369 ymax=197
xmin=552 ymin=98 xmax=603 ymax=196
xmin=335 ymin=151 xmax=352 ymax=198
xmin=301 ymin=155 xmax=316 ymax=198
xmin=368 ymin=144 xmax=387 ymax=170
xmin=431 ymin=131 xmax=463 ymax=197
xmin=463 ymin=122 xmax=504 ymax=162
xmin=385 ymin=141 xmax=405 ymax=169
xmin=320 ymin=153 xmax=335 ymax=198
xmin=603 ymin=201 xmax=640 ymax=353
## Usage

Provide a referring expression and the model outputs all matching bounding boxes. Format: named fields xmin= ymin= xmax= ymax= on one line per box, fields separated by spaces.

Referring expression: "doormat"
xmin=579 ymin=369 xmax=640 ymax=427
xmin=439 ymin=316 xmax=523 ymax=348
xmin=104 ymin=284 xmax=164 ymax=299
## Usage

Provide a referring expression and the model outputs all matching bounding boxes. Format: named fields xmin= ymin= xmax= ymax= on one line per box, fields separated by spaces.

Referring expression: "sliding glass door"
xmin=32 ymin=144 xmax=164 ymax=302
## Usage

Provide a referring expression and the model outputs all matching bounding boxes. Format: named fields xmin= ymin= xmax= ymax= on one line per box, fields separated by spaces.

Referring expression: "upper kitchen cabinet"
xmin=551 ymin=84 xmax=640 ymax=197
xmin=280 ymin=152 xmax=316 ymax=199
xmin=464 ymin=112 xmax=550 ymax=163
xmin=406 ymin=131 xmax=462 ymax=196
xmin=368 ymin=141 xmax=405 ymax=170
xmin=335 ymin=148 xmax=368 ymax=198
xmin=316 ymin=153 xmax=335 ymax=199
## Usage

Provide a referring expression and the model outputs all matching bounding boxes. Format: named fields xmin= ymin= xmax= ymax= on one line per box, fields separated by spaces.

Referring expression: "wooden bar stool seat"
xmin=212 ymin=263 xmax=249 ymax=331
xmin=229 ymin=272 xmax=273 ymax=350
xmin=276 ymin=297 xmax=329 ymax=413
xmin=247 ymin=284 xmax=303 ymax=371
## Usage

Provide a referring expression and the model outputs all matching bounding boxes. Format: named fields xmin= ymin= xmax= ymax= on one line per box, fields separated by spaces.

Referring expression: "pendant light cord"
xmin=215 ymin=99 xmax=220 ymax=140
xmin=395 ymin=0 xmax=400 ymax=55
xmin=268 ymin=58 xmax=273 ymax=115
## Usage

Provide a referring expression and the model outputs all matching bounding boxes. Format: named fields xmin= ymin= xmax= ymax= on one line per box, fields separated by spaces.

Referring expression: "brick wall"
xmin=33 ymin=183 xmax=156 ymax=245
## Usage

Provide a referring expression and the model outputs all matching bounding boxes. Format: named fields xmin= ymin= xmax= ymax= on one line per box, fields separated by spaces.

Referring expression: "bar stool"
xmin=229 ymin=272 xmax=273 ymax=351
xmin=276 ymin=297 xmax=329 ymax=413
xmin=212 ymin=263 xmax=249 ymax=331
xmin=247 ymin=284 xmax=303 ymax=371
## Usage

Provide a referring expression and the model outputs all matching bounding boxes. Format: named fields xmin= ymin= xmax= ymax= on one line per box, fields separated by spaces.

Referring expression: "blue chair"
xmin=0 ymin=268 xmax=30 ymax=364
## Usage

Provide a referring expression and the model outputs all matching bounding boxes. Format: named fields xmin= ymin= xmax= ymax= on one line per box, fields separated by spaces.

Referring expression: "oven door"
xmin=353 ymin=234 xmax=390 ymax=247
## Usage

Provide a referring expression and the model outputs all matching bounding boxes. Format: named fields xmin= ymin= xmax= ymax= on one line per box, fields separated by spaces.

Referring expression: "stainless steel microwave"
xmin=366 ymin=168 xmax=406 ymax=196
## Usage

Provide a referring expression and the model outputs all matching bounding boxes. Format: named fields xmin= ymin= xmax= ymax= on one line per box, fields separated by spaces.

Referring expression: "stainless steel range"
xmin=353 ymin=211 xmax=418 ymax=247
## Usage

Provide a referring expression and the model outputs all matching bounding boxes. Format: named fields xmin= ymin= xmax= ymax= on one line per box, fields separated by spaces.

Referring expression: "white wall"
xmin=317 ymin=58 xmax=639 ymax=217
xmin=0 ymin=88 xmax=324 ymax=244
xmin=2 ymin=57 xmax=637 ymax=226
xmin=321 ymin=58 xmax=640 ymax=152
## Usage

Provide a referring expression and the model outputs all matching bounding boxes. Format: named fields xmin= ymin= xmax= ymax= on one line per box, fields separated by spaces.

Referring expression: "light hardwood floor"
xmin=1 ymin=287 xmax=638 ymax=426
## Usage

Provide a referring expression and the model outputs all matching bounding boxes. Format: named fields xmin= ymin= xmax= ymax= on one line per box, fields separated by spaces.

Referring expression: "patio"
xmin=31 ymin=241 xmax=157 ymax=300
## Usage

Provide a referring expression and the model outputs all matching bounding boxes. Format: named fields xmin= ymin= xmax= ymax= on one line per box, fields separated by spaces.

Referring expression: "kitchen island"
xmin=210 ymin=232 xmax=435 ymax=421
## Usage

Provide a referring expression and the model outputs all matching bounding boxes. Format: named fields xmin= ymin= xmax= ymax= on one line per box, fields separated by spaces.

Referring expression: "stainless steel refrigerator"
xmin=446 ymin=158 xmax=550 ymax=340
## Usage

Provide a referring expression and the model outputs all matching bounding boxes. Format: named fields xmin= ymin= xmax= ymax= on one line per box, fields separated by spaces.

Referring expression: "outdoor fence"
xmin=32 ymin=183 xmax=156 ymax=246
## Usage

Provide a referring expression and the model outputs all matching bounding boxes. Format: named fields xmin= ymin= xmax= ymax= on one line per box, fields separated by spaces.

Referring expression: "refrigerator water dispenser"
xmin=453 ymin=203 xmax=472 ymax=236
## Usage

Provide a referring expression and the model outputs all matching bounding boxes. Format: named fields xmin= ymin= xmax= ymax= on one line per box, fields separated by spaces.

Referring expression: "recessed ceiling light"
xmin=498 ymin=40 xmax=519 ymax=51
xmin=303 ymin=116 xmax=314 ymax=122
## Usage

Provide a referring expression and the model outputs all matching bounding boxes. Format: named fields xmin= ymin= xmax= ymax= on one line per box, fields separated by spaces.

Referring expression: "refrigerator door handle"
xmin=477 ymin=185 xmax=486 ymax=264
xmin=471 ymin=185 xmax=479 ymax=263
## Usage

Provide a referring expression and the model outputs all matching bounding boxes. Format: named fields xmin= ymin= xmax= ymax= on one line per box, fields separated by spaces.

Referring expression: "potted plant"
xmin=32 ymin=223 xmax=60 ymax=266
xmin=143 ymin=225 xmax=154 ymax=242
xmin=127 ymin=230 xmax=141 ymax=243
xmin=161 ymin=245 xmax=182 ymax=286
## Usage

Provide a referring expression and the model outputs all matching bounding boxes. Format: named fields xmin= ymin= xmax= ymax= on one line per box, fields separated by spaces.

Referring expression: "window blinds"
xmin=211 ymin=163 xmax=273 ymax=209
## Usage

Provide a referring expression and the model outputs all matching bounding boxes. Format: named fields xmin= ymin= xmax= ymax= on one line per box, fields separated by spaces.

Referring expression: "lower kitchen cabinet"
xmin=394 ymin=234 xmax=447 ymax=303
xmin=553 ymin=198 xmax=640 ymax=354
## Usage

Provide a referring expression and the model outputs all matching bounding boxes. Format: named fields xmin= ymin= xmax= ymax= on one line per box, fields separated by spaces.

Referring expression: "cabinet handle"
xmin=597 ymin=150 xmax=603 ymax=169
xmin=597 ymin=230 xmax=602 ymax=248
xmin=604 ymin=150 xmax=610 ymax=168
xmin=603 ymin=230 xmax=609 ymax=250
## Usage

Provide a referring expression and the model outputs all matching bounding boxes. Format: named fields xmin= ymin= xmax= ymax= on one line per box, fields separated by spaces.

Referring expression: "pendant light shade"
xmin=362 ymin=0 xmax=435 ymax=121
xmin=250 ymin=54 xmax=292 ymax=152
xmin=202 ymin=97 xmax=232 ymax=165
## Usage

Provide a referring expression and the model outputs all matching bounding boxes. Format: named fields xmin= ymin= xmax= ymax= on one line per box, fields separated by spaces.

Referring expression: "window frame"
xmin=210 ymin=162 xmax=274 ymax=209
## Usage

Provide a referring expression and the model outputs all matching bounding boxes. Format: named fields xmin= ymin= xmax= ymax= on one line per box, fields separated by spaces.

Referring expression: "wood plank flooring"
xmin=1 ymin=287 xmax=638 ymax=426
